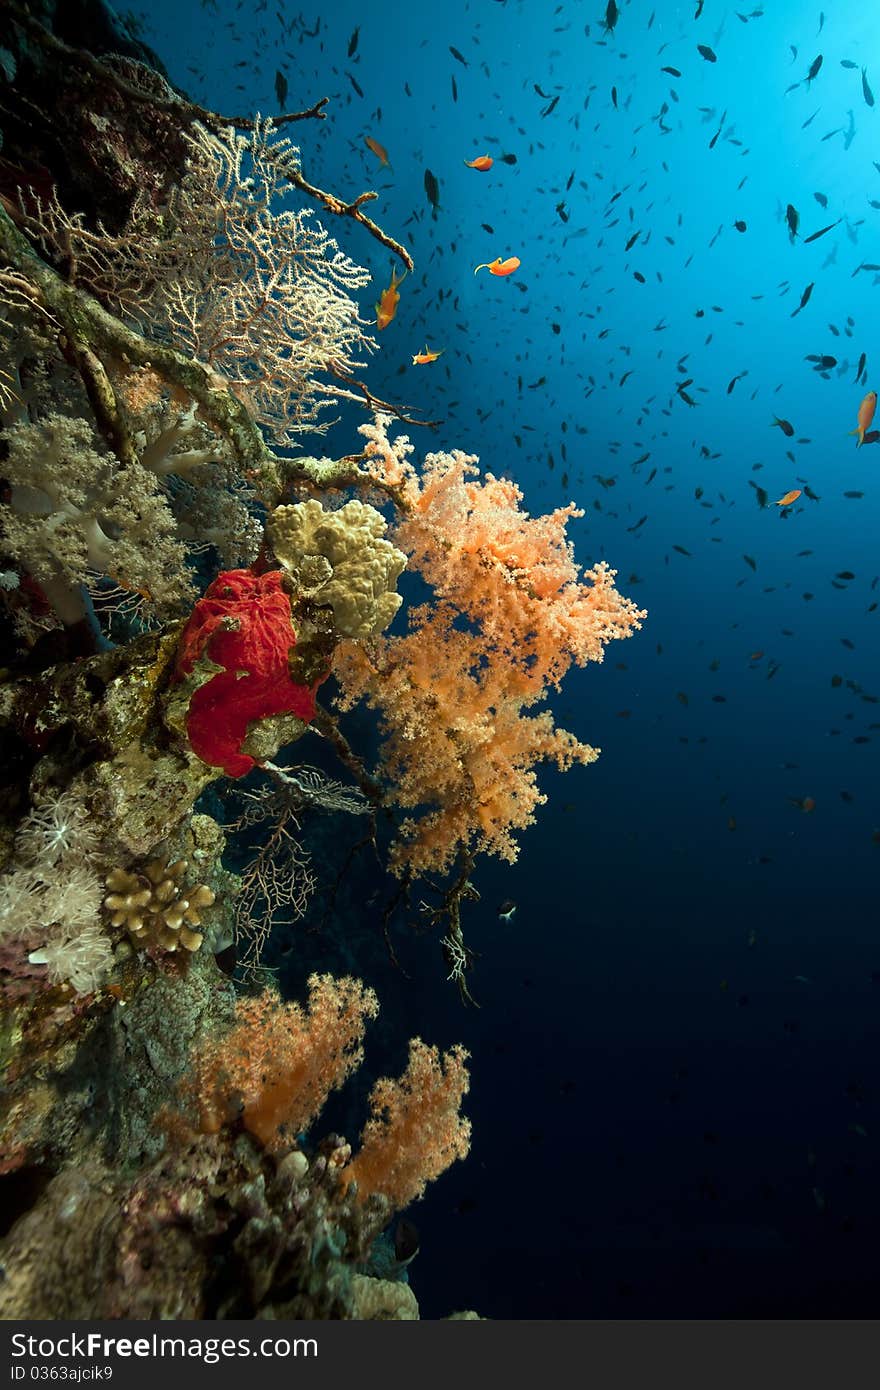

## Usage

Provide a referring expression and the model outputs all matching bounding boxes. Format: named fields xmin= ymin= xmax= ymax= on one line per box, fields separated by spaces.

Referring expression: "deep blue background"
xmin=139 ymin=0 xmax=880 ymax=1316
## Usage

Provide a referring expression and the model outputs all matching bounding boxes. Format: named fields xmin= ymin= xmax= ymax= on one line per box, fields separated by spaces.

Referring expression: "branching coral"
xmin=223 ymin=767 xmax=369 ymax=974
xmin=17 ymin=117 xmax=377 ymax=443
xmin=104 ymin=857 xmax=214 ymax=954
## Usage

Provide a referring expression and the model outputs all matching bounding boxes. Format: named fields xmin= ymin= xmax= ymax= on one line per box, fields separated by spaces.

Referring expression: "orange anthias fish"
xmin=412 ymin=344 xmax=444 ymax=365
xmin=364 ymin=135 xmax=391 ymax=169
xmin=474 ymin=255 xmax=521 ymax=276
xmin=775 ymin=489 xmax=802 ymax=507
xmin=850 ymin=389 xmax=877 ymax=445
xmin=464 ymin=154 xmax=493 ymax=171
xmin=375 ymin=265 xmax=406 ymax=330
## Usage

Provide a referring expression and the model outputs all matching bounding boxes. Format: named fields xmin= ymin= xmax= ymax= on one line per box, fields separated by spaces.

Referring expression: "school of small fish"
xmin=179 ymin=0 xmax=880 ymax=1273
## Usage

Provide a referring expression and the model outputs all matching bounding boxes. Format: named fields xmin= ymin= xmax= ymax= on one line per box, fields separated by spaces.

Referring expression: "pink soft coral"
xmin=336 ymin=417 xmax=646 ymax=876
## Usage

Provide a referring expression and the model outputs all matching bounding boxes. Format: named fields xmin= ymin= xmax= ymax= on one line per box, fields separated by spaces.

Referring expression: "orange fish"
xmin=464 ymin=154 xmax=493 ymax=171
xmin=364 ymin=135 xmax=391 ymax=169
xmin=411 ymin=344 xmax=444 ymax=365
xmin=775 ymin=489 xmax=802 ymax=507
xmin=375 ymin=265 xmax=406 ymax=330
xmin=474 ymin=255 xmax=521 ymax=276
xmin=850 ymin=389 xmax=877 ymax=446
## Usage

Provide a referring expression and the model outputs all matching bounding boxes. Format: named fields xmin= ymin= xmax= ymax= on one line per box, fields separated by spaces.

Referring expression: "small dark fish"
xmin=814 ymin=191 xmax=828 ymax=208
xmin=346 ymin=70 xmax=364 ymax=97
xmin=672 ymin=544 xmax=692 ymax=556
xmin=481 ymin=222 xmax=495 ymax=234
xmin=274 ymin=68 xmax=288 ymax=107
xmin=625 ymin=230 xmax=640 ymax=251
xmin=424 ymin=168 xmax=440 ymax=214
xmin=451 ymin=73 xmax=458 ymax=101
xmin=805 ymin=353 xmax=836 ymax=370
xmin=611 ymin=85 xmax=618 ymax=109
xmin=743 ymin=554 xmax=757 ymax=572
xmin=841 ymin=59 xmax=858 ymax=69
xmin=709 ymin=109 xmax=727 ymax=148
xmin=542 ymin=94 xmax=560 ymax=117
xmin=806 ymin=54 xmax=823 ymax=84
xmin=500 ymin=152 xmax=518 ymax=165
xmin=697 ymin=44 xmax=717 ymax=63
xmin=347 ymin=25 xmax=360 ymax=58
xmin=772 ymin=416 xmax=795 ymax=436
xmin=803 ymin=219 xmax=840 ymax=243
xmin=786 ymin=203 xmax=799 ymax=241
xmin=863 ymin=67 xmax=876 ymax=106
xmin=734 ymin=219 xmax=747 ymax=232
xmin=856 ymin=352 xmax=867 ymax=381
xmin=633 ymin=270 xmax=646 ymax=282
xmin=214 ymin=940 xmax=237 ymax=976
xmin=603 ymin=0 xmax=619 ymax=35
xmin=394 ymin=1218 xmax=420 ymax=1265
xmin=662 ymin=66 xmax=682 ymax=77
xmin=790 ymin=282 xmax=814 ymax=317
xmin=449 ymin=45 xmax=468 ymax=67
xmin=498 ymin=899 xmax=517 ymax=922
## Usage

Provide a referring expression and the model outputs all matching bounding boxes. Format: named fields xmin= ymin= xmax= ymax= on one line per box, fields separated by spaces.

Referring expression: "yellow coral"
xmin=268 ymin=498 xmax=406 ymax=639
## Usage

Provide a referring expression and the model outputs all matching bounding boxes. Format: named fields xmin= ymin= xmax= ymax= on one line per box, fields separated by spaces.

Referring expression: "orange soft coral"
xmin=344 ymin=1039 xmax=471 ymax=1211
xmin=334 ymin=416 xmax=646 ymax=876
xmin=335 ymin=605 xmax=597 ymax=876
xmin=189 ymin=975 xmax=378 ymax=1150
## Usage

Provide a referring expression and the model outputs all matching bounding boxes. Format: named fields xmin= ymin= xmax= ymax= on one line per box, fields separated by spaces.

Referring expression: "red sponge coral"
xmin=175 ymin=569 xmax=319 ymax=778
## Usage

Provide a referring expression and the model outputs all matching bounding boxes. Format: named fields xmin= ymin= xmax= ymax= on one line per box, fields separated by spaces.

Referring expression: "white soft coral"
xmin=15 ymin=788 xmax=99 ymax=867
xmin=0 ymin=790 xmax=110 ymax=994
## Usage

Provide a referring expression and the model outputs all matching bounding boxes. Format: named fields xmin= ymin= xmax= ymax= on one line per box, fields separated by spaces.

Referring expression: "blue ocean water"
xmin=141 ymin=0 xmax=880 ymax=1317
